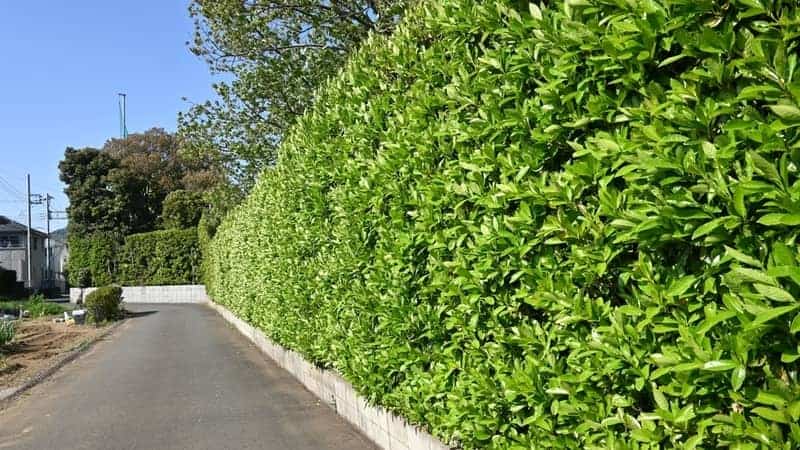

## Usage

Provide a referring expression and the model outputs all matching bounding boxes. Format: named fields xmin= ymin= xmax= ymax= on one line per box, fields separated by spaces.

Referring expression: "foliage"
xmin=61 ymin=129 xmax=223 ymax=287
xmin=66 ymin=233 xmax=120 ymax=287
xmin=161 ymin=190 xmax=206 ymax=230
xmin=59 ymin=148 xmax=120 ymax=237
xmin=118 ymin=229 xmax=201 ymax=286
xmin=25 ymin=294 xmax=66 ymax=318
xmin=0 ymin=320 xmax=13 ymax=346
xmin=205 ymin=0 xmax=800 ymax=448
xmin=179 ymin=0 xmax=410 ymax=188
xmin=0 ymin=296 xmax=66 ymax=318
xmin=60 ymin=128 xmax=223 ymax=238
xmin=84 ymin=286 xmax=123 ymax=323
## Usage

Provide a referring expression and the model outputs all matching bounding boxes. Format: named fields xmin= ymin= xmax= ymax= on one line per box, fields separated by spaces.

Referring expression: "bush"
xmin=67 ymin=232 xmax=120 ymax=287
xmin=205 ymin=1 xmax=800 ymax=448
xmin=84 ymin=285 xmax=123 ymax=323
xmin=0 ymin=320 xmax=14 ymax=346
xmin=160 ymin=190 xmax=205 ymax=230
xmin=118 ymin=229 xmax=200 ymax=286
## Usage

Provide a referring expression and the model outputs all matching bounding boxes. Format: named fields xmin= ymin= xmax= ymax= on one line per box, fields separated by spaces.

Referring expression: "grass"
xmin=0 ymin=295 xmax=66 ymax=318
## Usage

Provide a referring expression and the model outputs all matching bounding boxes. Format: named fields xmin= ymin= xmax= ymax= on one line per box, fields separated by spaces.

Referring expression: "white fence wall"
xmin=70 ymin=285 xmax=209 ymax=304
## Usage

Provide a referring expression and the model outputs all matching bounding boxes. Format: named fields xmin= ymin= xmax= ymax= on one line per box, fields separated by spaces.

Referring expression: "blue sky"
xmin=0 ymin=1 xmax=219 ymax=231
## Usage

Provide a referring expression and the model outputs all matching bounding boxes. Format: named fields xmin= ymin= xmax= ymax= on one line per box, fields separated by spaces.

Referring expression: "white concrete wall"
xmin=70 ymin=285 xmax=209 ymax=304
xmin=209 ymin=301 xmax=450 ymax=450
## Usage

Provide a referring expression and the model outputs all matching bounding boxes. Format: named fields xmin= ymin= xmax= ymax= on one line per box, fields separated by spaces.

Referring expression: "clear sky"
xmin=0 ymin=1 xmax=219 ymax=232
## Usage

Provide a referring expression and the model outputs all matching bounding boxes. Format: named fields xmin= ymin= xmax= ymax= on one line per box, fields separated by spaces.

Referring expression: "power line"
xmin=0 ymin=174 xmax=25 ymax=201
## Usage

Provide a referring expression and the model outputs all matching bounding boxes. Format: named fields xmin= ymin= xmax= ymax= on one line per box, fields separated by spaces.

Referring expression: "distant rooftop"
xmin=0 ymin=215 xmax=47 ymax=237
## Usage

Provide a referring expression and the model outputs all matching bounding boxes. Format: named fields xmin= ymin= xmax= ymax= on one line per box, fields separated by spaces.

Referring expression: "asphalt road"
xmin=0 ymin=304 xmax=377 ymax=450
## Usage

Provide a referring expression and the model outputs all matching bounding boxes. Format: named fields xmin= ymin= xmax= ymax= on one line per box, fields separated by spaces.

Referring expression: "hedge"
xmin=205 ymin=1 xmax=800 ymax=448
xmin=117 ymin=229 xmax=200 ymax=286
xmin=67 ymin=232 xmax=119 ymax=287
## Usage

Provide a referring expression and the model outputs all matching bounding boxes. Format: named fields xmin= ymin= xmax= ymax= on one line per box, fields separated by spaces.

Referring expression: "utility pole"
xmin=45 ymin=194 xmax=52 ymax=287
xmin=26 ymin=174 xmax=32 ymax=289
xmin=118 ymin=93 xmax=128 ymax=139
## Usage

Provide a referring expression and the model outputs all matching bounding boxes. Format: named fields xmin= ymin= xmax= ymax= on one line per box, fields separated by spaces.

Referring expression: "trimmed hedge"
xmin=67 ymin=232 xmax=119 ymax=287
xmin=206 ymin=1 xmax=800 ymax=448
xmin=117 ymin=229 xmax=200 ymax=286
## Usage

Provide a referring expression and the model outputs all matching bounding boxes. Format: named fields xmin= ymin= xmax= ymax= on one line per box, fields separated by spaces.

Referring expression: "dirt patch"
xmin=0 ymin=319 xmax=108 ymax=389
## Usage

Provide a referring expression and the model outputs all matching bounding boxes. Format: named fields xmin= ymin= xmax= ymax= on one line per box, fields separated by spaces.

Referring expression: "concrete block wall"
xmin=208 ymin=302 xmax=450 ymax=450
xmin=70 ymin=285 xmax=210 ymax=304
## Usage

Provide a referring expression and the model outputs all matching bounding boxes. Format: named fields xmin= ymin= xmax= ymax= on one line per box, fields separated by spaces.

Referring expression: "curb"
xmin=208 ymin=301 xmax=451 ymax=450
xmin=0 ymin=319 xmax=124 ymax=409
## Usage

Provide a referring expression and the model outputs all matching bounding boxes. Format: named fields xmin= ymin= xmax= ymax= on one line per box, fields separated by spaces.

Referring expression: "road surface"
xmin=0 ymin=304 xmax=377 ymax=450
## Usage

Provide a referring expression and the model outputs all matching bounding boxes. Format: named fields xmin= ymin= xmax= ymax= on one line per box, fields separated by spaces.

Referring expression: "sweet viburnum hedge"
xmin=117 ymin=229 xmax=201 ymax=286
xmin=205 ymin=1 xmax=800 ymax=448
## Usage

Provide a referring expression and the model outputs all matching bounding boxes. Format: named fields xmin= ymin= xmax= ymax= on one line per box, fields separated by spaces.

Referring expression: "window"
xmin=33 ymin=238 xmax=38 ymax=250
xmin=0 ymin=235 xmax=22 ymax=248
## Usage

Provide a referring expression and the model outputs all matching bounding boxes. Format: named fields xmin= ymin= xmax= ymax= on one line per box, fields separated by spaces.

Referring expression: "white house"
xmin=0 ymin=215 xmax=48 ymax=289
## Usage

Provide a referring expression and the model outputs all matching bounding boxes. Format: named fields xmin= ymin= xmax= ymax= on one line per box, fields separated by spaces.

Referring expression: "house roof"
xmin=0 ymin=216 xmax=47 ymax=238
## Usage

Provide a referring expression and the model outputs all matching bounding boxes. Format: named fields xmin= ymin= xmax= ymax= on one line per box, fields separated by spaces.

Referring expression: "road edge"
xmin=0 ymin=319 xmax=125 ymax=410
xmin=208 ymin=301 xmax=451 ymax=450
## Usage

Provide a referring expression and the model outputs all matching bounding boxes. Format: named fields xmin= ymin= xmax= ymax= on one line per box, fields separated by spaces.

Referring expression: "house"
xmin=0 ymin=215 xmax=48 ymax=289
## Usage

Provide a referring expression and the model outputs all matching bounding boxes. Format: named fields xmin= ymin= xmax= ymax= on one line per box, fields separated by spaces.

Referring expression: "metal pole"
xmin=46 ymin=194 xmax=52 ymax=288
xmin=26 ymin=174 xmax=32 ymax=289
xmin=118 ymin=93 xmax=128 ymax=139
xmin=123 ymin=94 xmax=127 ymax=138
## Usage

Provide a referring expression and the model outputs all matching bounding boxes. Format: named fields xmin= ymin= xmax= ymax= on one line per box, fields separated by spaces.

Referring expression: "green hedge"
xmin=206 ymin=1 xmax=800 ymax=448
xmin=118 ymin=229 xmax=200 ymax=286
xmin=67 ymin=232 xmax=119 ymax=287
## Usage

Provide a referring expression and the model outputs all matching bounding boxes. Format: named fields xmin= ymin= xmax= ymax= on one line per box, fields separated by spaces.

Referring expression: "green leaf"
xmin=702 ymin=360 xmax=737 ymax=371
xmin=692 ymin=217 xmax=726 ymax=240
xmin=724 ymin=246 xmax=762 ymax=268
xmin=754 ymin=391 xmax=787 ymax=407
xmin=529 ymin=2 xmax=543 ymax=20
xmin=666 ymin=275 xmax=696 ymax=297
xmin=749 ymin=151 xmax=782 ymax=185
xmin=758 ymin=213 xmax=800 ymax=226
xmin=733 ymin=185 xmax=746 ymax=218
xmin=748 ymin=304 xmax=800 ymax=328
xmin=768 ymin=104 xmax=800 ymax=123
xmin=729 ymin=267 xmax=777 ymax=286
xmin=754 ymin=283 xmax=795 ymax=302
xmin=652 ymin=387 xmax=669 ymax=410
xmin=752 ymin=407 xmax=789 ymax=424
xmin=790 ymin=313 xmax=800 ymax=333
xmin=731 ymin=366 xmax=746 ymax=391
xmin=658 ymin=54 xmax=688 ymax=68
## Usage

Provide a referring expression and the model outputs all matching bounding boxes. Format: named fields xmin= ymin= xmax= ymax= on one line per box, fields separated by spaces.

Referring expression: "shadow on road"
xmin=123 ymin=310 xmax=158 ymax=319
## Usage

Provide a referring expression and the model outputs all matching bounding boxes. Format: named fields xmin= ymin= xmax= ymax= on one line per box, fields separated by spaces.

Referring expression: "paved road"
xmin=0 ymin=304 xmax=377 ymax=450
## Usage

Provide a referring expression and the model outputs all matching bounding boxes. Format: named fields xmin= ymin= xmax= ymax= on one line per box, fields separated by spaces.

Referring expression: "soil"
xmin=0 ymin=318 xmax=108 ymax=389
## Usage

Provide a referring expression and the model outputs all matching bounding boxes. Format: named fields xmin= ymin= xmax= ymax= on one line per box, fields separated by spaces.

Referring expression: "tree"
xmin=161 ymin=190 xmax=206 ymax=230
xmin=179 ymin=0 xmax=409 ymax=189
xmin=59 ymin=148 xmax=121 ymax=236
xmin=60 ymin=128 xmax=224 ymax=237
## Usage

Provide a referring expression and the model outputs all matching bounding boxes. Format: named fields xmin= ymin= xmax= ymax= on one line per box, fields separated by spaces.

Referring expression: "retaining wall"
xmin=70 ymin=285 xmax=209 ymax=304
xmin=209 ymin=301 xmax=450 ymax=450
